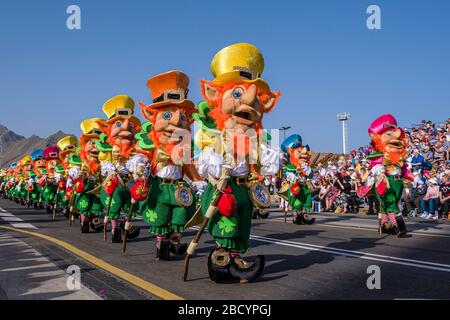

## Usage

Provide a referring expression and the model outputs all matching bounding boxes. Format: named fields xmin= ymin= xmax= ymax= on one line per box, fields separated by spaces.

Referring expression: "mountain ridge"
xmin=0 ymin=125 xmax=74 ymax=167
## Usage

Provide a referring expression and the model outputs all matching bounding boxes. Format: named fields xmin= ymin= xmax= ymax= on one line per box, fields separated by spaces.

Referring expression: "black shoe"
xmin=170 ymin=242 xmax=188 ymax=255
xmin=300 ymin=213 xmax=315 ymax=225
xmin=46 ymin=206 xmax=52 ymax=214
xmin=81 ymin=221 xmax=90 ymax=233
xmin=112 ymin=228 xmax=122 ymax=243
xmin=396 ymin=216 xmax=408 ymax=237
xmin=156 ymin=239 xmax=170 ymax=260
xmin=126 ymin=226 xmax=140 ymax=240
xmin=90 ymin=217 xmax=104 ymax=232
xmin=258 ymin=210 xmax=269 ymax=219
xmin=207 ymin=249 xmax=232 ymax=283
xmin=229 ymin=255 xmax=265 ymax=283
xmin=34 ymin=203 xmax=39 ymax=210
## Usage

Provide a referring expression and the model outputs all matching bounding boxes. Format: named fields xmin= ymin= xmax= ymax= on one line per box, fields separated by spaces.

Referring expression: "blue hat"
xmin=281 ymin=134 xmax=310 ymax=158
xmin=31 ymin=149 xmax=44 ymax=161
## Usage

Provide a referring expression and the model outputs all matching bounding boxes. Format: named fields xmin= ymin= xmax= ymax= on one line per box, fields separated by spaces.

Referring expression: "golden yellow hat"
xmin=102 ymin=94 xmax=141 ymax=127
xmin=21 ymin=155 xmax=32 ymax=165
xmin=80 ymin=118 xmax=103 ymax=136
xmin=57 ymin=136 xmax=77 ymax=152
xmin=210 ymin=43 xmax=270 ymax=93
xmin=79 ymin=117 xmax=104 ymax=145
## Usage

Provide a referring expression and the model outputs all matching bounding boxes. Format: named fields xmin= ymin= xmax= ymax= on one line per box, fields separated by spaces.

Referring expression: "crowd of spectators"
xmin=277 ymin=118 xmax=450 ymax=221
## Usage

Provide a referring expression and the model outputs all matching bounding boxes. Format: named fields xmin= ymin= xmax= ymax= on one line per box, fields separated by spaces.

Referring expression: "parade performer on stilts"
xmin=139 ymin=70 xmax=203 ymax=260
xmin=189 ymin=43 xmax=282 ymax=283
xmin=281 ymin=134 xmax=316 ymax=225
xmin=97 ymin=95 xmax=142 ymax=243
xmin=357 ymin=114 xmax=412 ymax=237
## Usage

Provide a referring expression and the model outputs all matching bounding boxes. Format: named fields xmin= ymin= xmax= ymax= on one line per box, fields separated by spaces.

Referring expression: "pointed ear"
xmin=201 ymin=80 xmax=220 ymax=104
xmin=261 ymin=91 xmax=281 ymax=113
xmin=96 ymin=120 xmax=109 ymax=134
xmin=139 ymin=102 xmax=154 ymax=121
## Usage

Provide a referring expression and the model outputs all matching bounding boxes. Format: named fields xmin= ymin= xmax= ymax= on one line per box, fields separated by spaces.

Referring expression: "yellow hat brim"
xmin=212 ymin=71 xmax=271 ymax=93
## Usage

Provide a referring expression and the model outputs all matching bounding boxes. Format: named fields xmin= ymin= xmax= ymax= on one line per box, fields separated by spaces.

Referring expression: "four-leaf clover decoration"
xmin=218 ymin=216 xmax=237 ymax=236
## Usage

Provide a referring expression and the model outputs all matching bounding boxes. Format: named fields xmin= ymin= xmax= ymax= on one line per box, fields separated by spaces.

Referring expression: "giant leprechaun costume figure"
xmin=193 ymin=43 xmax=282 ymax=283
xmin=139 ymin=70 xmax=203 ymax=261
xmin=357 ymin=114 xmax=412 ymax=237
xmin=41 ymin=145 xmax=61 ymax=215
xmin=70 ymin=118 xmax=106 ymax=233
xmin=55 ymin=135 xmax=78 ymax=212
xmin=280 ymin=134 xmax=316 ymax=225
xmin=97 ymin=95 xmax=143 ymax=243
xmin=30 ymin=149 xmax=46 ymax=209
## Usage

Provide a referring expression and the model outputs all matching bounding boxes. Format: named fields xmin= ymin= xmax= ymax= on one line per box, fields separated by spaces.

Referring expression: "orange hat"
xmin=140 ymin=70 xmax=195 ymax=114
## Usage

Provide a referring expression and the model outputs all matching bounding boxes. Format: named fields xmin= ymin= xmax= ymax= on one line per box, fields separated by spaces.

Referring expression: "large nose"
xmin=122 ymin=118 xmax=131 ymax=130
xmin=240 ymin=84 xmax=257 ymax=106
xmin=169 ymin=110 xmax=182 ymax=126
xmin=394 ymin=128 xmax=404 ymax=139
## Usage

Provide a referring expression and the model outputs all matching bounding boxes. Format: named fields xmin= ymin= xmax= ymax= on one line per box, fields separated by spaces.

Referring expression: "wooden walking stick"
xmin=182 ymin=166 xmax=231 ymax=281
xmin=122 ymin=200 xmax=136 ymax=254
xmin=104 ymin=195 xmax=113 ymax=242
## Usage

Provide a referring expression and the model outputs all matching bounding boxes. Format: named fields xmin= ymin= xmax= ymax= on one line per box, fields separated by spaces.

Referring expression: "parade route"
xmin=1 ymin=199 xmax=450 ymax=300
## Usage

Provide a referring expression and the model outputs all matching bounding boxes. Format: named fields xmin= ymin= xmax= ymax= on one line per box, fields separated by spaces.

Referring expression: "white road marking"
xmin=250 ymin=234 xmax=450 ymax=273
xmin=0 ymin=212 xmax=15 ymax=217
xmin=189 ymin=226 xmax=450 ymax=273
xmin=0 ymin=207 xmax=37 ymax=229
xmin=1 ymin=217 xmax=24 ymax=222
xmin=10 ymin=223 xmax=37 ymax=229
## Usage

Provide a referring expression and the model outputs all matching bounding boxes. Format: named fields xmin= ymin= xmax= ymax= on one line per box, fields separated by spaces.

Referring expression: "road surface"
xmin=1 ymin=199 xmax=450 ymax=300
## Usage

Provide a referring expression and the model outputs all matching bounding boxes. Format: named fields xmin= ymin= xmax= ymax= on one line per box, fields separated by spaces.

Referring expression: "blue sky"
xmin=0 ymin=0 xmax=449 ymax=153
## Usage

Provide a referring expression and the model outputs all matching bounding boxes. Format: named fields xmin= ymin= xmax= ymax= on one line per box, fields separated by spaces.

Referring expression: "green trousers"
xmin=75 ymin=182 xmax=104 ymax=217
xmin=201 ymin=178 xmax=253 ymax=253
xmin=142 ymin=178 xmax=195 ymax=235
xmin=376 ymin=176 xmax=403 ymax=214
xmin=42 ymin=183 xmax=58 ymax=204
xmin=288 ymin=183 xmax=312 ymax=211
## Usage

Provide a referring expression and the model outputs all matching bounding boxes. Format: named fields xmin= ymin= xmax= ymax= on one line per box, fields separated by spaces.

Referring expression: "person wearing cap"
xmin=139 ymin=70 xmax=203 ymax=260
xmin=280 ymin=134 xmax=315 ymax=225
xmin=41 ymin=145 xmax=61 ymax=214
xmin=72 ymin=118 xmax=107 ymax=234
xmin=357 ymin=114 xmax=412 ymax=237
xmin=57 ymin=136 xmax=78 ymax=171
xmin=195 ymin=43 xmax=282 ymax=283
xmin=18 ymin=155 xmax=34 ymax=206
xmin=97 ymin=95 xmax=143 ymax=243
xmin=29 ymin=149 xmax=46 ymax=209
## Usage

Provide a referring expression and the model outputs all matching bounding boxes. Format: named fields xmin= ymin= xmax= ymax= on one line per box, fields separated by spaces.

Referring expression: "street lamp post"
xmin=279 ymin=126 xmax=291 ymax=141
xmin=336 ymin=113 xmax=350 ymax=154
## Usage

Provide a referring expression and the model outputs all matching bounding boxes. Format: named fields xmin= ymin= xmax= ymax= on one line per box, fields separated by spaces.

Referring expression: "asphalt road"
xmin=1 ymin=198 xmax=450 ymax=300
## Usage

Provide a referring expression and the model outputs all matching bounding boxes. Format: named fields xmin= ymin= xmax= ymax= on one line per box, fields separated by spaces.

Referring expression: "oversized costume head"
xmin=200 ymin=43 xmax=280 ymax=133
xmin=368 ymin=114 xmax=408 ymax=165
xmin=31 ymin=149 xmax=46 ymax=173
xmin=97 ymin=95 xmax=141 ymax=160
xmin=21 ymin=155 xmax=33 ymax=176
xmin=79 ymin=118 xmax=103 ymax=174
xmin=281 ymin=134 xmax=311 ymax=168
xmin=140 ymin=70 xmax=195 ymax=162
xmin=57 ymin=136 xmax=77 ymax=170
xmin=43 ymin=145 xmax=60 ymax=172
xmin=198 ymin=43 xmax=280 ymax=160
